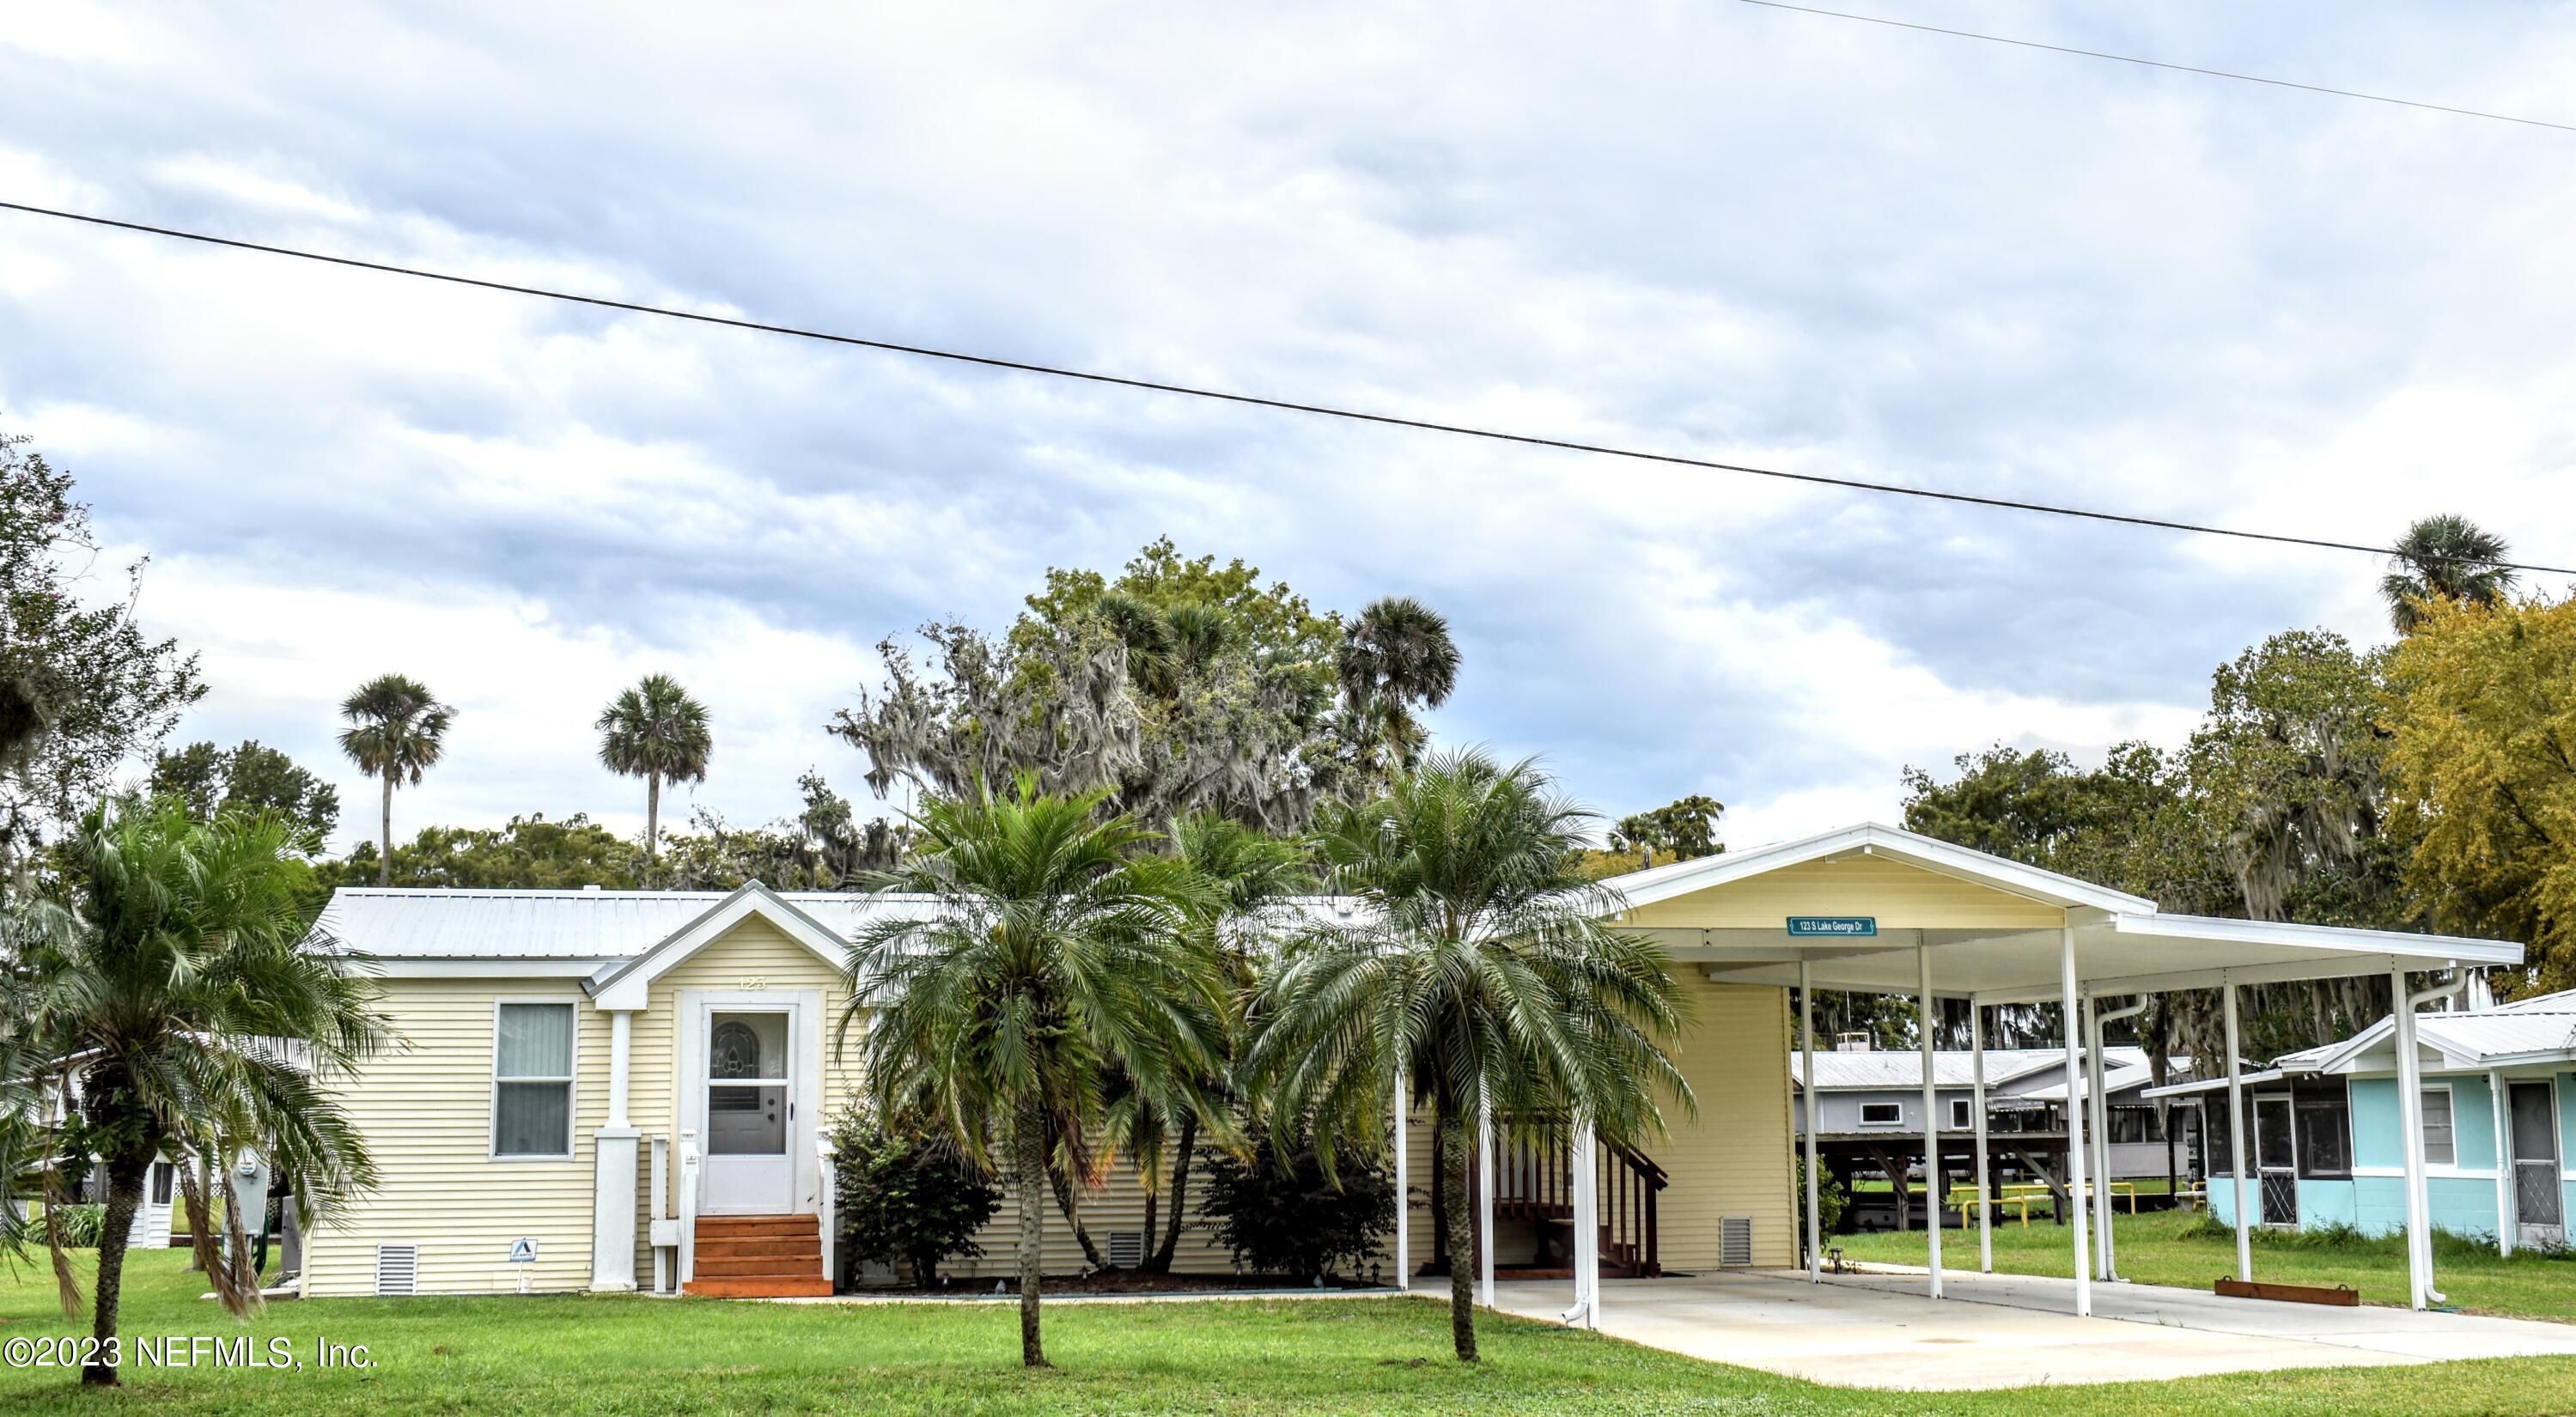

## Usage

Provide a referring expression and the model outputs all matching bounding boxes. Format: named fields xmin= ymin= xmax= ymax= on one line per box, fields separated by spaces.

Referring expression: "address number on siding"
xmin=737 ymin=977 xmax=769 ymax=991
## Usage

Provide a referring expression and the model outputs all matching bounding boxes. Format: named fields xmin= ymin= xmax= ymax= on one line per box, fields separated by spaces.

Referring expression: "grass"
xmin=1837 ymin=1208 xmax=2576 ymax=1322
xmin=3 ymin=1250 xmax=2576 ymax=1414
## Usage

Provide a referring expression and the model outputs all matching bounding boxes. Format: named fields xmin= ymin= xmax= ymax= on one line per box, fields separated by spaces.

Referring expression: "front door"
xmin=2252 ymin=1096 xmax=2299 ymax=1228
xmin=702 ymin=1007 xmax=796 ymax=1214
xmin=2509 ymin=1081 xmax=2565 ymax=1250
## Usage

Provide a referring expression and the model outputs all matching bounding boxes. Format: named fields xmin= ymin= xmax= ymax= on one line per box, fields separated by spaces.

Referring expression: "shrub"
xmin=1797 ymin=1157 xmax=1849 ymax=1237
xmin=49 ymin=1202 xmax=106 ymax=1248
xmin=831 ymin=1108 xmax=1002 ymax=1287
xmin=1197 ymin=1130 xmax=1395 ymax=1281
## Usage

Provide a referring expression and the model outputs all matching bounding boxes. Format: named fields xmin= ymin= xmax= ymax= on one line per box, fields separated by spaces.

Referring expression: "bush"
xmin=1797 ymin=1157 xmax=1848 ymax=1237
xmin=48 ymin=1202 xmax=106 ymax=1248
xmin=831 ymin=1109 xmax=1002 ymax=1287
xmin=1197 ymin=1130 xmax=1395 ymax=1281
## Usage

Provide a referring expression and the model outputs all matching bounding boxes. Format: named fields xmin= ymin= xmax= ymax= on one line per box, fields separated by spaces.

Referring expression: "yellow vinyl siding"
xmin=305 ymin=979 xmax=609 ymax=1297
xmin=1626 ymin=855 xmax=2064 ymax=931
xmin=628 ymin=917 xmax=859 ymax=1275
xmin=1386 ymin=980 xmax=1793 ymax=1277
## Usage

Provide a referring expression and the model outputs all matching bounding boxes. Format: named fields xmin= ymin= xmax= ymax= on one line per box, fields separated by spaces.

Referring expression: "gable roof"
xmin=1605 ymin=822 xmax=2157 ymax=915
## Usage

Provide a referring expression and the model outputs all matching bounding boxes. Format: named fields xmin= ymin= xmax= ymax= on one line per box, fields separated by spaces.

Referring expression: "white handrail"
xmin=816 ymin=1131 xmax=837 ymax=1290
xmin=677 ymin=1130 xmax=702 ymax=1285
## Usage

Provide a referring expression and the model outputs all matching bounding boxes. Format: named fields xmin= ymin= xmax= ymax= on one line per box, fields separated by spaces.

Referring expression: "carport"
xmin=1435 ymin=823 xmax=2523 ymax=1330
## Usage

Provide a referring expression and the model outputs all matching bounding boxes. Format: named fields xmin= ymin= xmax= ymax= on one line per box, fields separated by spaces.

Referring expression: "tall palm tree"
xmin=336 ymin=673 xmax=454 ymax=885
xmin=1338 ymin=597 xmax=1461 ymax=781
xmin=2382 ymin=514 xmax=2517 ymax=633
xmin=595 ymin=674 xmax=713 ymax=862
xmin=21 ymin=800 xmax=388 ymax=1386
xmin=1246 ymin=750 xmax=1692 ymax=1362
xmin=841 ymin=776 xmax=1225 ymax=1367
xmin=1131 ymin=811 xmax=1311 ymax=1271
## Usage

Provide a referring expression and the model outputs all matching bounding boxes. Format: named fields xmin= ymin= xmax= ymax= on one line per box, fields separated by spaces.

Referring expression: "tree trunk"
xmin=85 ymin=1159 xmax=147 ymax=1386
xmin=646 ymin=770 xmax=661 ymax=863
xmin=1440 ymin=1107 xmax=1477 ymax=1363
xmin=1148 ymin=1112 xmax=1198 ymax=1272
xmin=378 ymin=776 xmax=393 ymax=886
xmin=1014 ymin=1097 xmax=1048 ymax=1368
xmin=186 ymin=1152 xmax=210 ymax=1272
xmin=1047 ymin=1162 xmax=1106 ymax=1269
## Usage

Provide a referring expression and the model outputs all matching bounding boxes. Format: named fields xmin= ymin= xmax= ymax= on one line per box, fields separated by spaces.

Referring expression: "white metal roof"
xmin=1609 ymin=822 xmax=2155 ymax=915
xmin=316 ymin=886 xmax=940 ymax=962
xmin=1790 ymin=1048 xmax=2096 ymax=1090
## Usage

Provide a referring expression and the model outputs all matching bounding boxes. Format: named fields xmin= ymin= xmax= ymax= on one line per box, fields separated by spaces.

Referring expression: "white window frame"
xmin=1858 ymin=1101 xmax=1903 ymax=1128
xmin=1949 ymin=1097 xmax=1973 ymax=1131
xmin=490 ymin=997 xmax=580 ymax=1162
xmin=2419 ymin=1082 xmax=2457 ymax=1169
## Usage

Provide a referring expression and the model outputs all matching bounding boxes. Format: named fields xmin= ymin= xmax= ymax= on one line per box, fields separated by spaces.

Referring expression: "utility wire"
xmin=3 ymin=198 xmax=2569 ymax=577
xmin=1734 ymin=1 xmax=2576 ymax=135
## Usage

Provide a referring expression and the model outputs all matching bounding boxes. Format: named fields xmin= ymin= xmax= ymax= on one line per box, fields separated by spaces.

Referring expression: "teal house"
xmin=2149 ymin=989 xmax=2574 ymax=1254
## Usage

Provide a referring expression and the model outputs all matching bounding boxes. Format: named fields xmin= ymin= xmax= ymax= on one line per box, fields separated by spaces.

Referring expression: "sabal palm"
xmin=1126 ymin=811 xmax=1311 ymax=1271
xmin=1338 ymin=597 xmax=1460 ymax=781
xmin=595 ymin=674 xmax=713 ymax=862
xmin=841 ymin=777 xmax=1225 ymax=1367
xmin=1247 ymin=750 xmax=1691 ymax=1362
xmin=2382 ymin=514 xmax=2517 ymax=632
xmin=23 ymin=800 xmax=389 ymax=1385
xmin=337 ymin=673 xmax=454 ymax=885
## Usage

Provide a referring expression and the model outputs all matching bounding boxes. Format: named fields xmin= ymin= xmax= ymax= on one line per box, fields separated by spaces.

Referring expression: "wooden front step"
xmin=683 ymin=1214 xmax=828 ymax=1298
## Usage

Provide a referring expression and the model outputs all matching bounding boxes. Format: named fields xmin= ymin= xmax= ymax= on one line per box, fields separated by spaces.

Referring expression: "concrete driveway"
xmin=1484 ymin=1268 xmax=2576 ymax=1390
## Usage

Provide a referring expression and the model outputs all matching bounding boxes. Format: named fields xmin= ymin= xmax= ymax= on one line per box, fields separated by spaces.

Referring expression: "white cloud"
xmin=3 ymin=0 xmax=2572 ymax=853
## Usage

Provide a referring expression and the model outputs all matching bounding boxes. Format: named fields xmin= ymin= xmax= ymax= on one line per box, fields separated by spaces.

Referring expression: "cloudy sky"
xmin=3 ymin=2 xmax=2571 ymax=855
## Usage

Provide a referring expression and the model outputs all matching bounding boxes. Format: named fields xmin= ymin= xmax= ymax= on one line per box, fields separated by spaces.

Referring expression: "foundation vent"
xmin=1718 ymin=1217 xmax=1755 ymax=1268
xmin=375 ymin=1244 xmax=419 ymax=1296
xmin=1107 ymin=1231 xmax=1145 ymax=1269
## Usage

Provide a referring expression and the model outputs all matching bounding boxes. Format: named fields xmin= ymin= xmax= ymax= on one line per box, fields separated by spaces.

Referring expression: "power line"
xmin=3 ymin=198 xmax=2569 ymax=577
xmin=1734 ymin=1 xmax=2576 ymax=135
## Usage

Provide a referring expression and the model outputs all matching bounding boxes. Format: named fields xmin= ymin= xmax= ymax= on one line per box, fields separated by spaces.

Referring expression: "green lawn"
xmin=6 ymin=1250 xmax=2576 ymax=1414
xmin=1838 ymin=1208 xmax=2576 ymax=1323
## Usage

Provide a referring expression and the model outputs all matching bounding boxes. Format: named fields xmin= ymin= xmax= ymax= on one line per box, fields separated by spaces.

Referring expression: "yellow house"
xmin=303 ymin=823 xmax=2515 ymax=1311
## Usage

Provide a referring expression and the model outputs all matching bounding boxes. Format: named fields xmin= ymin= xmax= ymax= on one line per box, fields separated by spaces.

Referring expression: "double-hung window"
xmin=494 ymin=1002 xmax=575 ymax=1158
xmin=1949 ymin=1098 xmax=1973 ymax=1130
xmin=2420 ymin=1087 xmax=2456 ymax=1167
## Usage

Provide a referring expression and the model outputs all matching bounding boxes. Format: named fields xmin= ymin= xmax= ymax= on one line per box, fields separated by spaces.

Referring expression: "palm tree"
xmin=595 ymin=674 xmax=713 ymax=863
xmin=1245 ymin=750 xmax=1692 ymax=1362
xmin=1338 ymin=597 xmax=1461 ymax=781
xmin=1132 ymin=811 xmax=1311 ymax=1271
xmin=2382 ymin=514 xmax=2517 ymax=633
xmin=22 ymin=800 xmax=388 ymax=1386
xmin=337 ymin=673 xmax=454 ymax=885
xmin=841 ymin=776 xmax=1226 ymax=1367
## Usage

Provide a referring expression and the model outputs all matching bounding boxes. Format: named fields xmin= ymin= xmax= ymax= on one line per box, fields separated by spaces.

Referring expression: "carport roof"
xmin=1601 ymin=822 xmax=2521 ymax=1003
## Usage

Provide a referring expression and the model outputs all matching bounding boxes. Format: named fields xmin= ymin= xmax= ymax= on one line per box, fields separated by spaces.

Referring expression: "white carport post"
xmin=2089 ymin=994 xmax=2147 ymax=1281
xmin=2059 ymin=923 xmax=2092 ymax=1317
xmin=1477 ymin=1097 xmax=1496 ymax=1310
xmin=1392 ymin=1063 xmax=1410 ymax=1291
xmin=2392 ymin=963 xmax=2445 ymax=1311
xmin=2491 ymin=1067 xmax=2515 ymax=1258
xmin=1801 ymin=958 xmax=1822 ymax=1282
xmin=2223 ymin=978 xmax=2252 ymax=1282
xmin=1568 ymin=1113 xmax=1599 ymax=1329
xmin=1918 ymin=941 xmax=1943 ymax=1299
xmin=1971 ymin=1002 xmax=1992 ymax=1273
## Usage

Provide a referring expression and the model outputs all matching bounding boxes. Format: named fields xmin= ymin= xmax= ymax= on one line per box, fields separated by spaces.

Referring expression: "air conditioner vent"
xmin=1718 ymin=1216 xmax=1754 ymax=1268
xmin=1107 ymin=1230 xmax=1145 ymax=1269
xmin=375 ymin=1244 xmax=418 ymax=1296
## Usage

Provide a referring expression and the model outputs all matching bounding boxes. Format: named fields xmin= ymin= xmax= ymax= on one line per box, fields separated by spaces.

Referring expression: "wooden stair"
xmin=683 ymin=1214 xmax=831 ymax=1298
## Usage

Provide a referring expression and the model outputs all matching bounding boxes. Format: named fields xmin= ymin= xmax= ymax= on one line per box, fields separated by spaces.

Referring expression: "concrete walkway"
xmin=1485 ymin=1268 xmax=2576 ymax=1390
